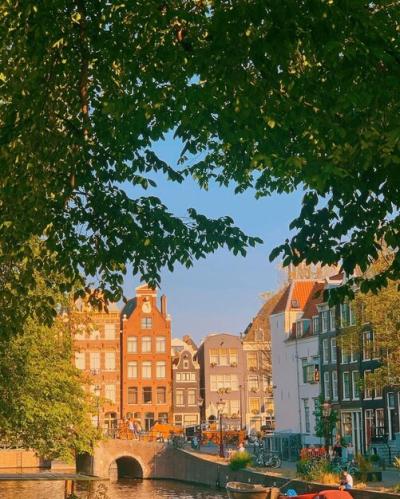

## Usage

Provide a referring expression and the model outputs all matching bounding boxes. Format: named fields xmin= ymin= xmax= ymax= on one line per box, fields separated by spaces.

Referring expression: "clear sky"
xmin=123 ymin=135 xmax=303 ymax=343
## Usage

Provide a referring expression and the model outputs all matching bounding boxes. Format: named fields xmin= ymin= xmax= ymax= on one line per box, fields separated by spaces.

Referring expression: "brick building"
xmin=121 ymin=284 xmax=172 ymax=430
xmin=171 ymin=336 xmax=201 ymax=428
xmin=72 ymin=299 xmax=121 ymax=433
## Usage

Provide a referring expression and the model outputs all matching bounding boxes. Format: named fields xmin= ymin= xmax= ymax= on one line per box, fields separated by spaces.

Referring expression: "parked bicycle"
xmin=252 ymin=447 xmax=281 ymax=468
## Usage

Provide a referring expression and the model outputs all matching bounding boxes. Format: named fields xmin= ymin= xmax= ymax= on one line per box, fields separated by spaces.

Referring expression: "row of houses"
xmin=271 ymin=271 xmax=400 ymax=459
xmin=72 ymin=284 xmax=275 ymax=434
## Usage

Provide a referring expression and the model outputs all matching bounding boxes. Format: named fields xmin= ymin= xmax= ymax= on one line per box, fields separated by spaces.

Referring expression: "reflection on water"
xmin=0 ymin=479 xmax=228 ymax=499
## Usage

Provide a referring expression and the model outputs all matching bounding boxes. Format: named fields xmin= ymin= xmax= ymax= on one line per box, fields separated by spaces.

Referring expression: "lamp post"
xmin=216 ymin=398 xmax=226 ymax=458
xmin=197 ymin=398 xmax=204 ymax=449
xmin=322 ymin=400 xmax=332 ymax=454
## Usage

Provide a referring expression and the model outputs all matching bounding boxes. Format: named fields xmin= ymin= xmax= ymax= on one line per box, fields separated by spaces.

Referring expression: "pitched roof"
xmin=271 ymin=280 xmax=319 ymax=315
xmin=302 ymin=282 xmax=325 ymax=319
xmin=243 ymin=288 xmax=286 ymax=341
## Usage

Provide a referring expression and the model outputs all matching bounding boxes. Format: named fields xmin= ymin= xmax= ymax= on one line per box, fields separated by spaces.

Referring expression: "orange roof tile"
xmin=302 ymin=282 xmax=325 ymax=318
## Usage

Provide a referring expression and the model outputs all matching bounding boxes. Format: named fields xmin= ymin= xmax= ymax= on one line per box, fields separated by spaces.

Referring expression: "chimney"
xmin=160 ymin=294 xmax=167 ymax=317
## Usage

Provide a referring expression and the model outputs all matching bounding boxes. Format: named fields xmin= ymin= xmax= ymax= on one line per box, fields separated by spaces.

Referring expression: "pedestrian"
xmin=238 ymin=442 xmax=245 ymax=453
xmin=339 ymin=470 xmax=353 ymax=490
xmin=333 ymin=435 xmax=342 ymax=460
xmin=128 ymin=419 xmax=135 ymax=439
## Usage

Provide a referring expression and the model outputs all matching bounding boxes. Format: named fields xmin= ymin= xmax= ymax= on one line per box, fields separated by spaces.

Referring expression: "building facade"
xmin=270 ymin=279 xmax=325 ymax=445
xmin=241 ymin=291 xmax=284 ymax=431
xmin=171 ymin=336 xmax=201 ymax=428
xmin=197 ymin=333 xmax=245 ymax=430
xmin=121 ymin=284 xmax=172 ymax=431
xmin=72 ymin=299 xmax=121 ymax=433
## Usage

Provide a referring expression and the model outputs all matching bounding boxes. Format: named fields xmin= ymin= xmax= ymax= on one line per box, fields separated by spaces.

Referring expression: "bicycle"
xmin=263 ymin=452 xmax=282 ymax=468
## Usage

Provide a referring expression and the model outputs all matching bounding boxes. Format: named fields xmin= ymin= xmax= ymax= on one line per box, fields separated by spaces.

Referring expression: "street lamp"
xmin=322 ymin=400 xmax=332 ymax=454
xmin=216 ymin=398 xmax=226 ymax=458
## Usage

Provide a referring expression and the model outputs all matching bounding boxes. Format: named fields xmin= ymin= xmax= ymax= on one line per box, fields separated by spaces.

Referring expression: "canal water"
xmin=0 ymin=479 xmax=229 ymax=498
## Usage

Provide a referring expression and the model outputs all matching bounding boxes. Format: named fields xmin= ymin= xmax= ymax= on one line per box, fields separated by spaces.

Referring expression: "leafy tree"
xmin=351 ymin=255 xmax=400 ymax=388
xmin=314 ymin=396 xmax=338 ymax=448
xmin=1 ymin=1 xmax=399 ymax=321
xmin=0 ymin=314 xmax=99 ymax=462
xmin=0 ymin=255 xmax=99 ymax=461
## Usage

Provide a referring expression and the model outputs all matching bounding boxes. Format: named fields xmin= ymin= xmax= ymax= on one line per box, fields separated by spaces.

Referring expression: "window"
xmin=141 ymin=317 xmax=152 ymax=329
xmin=104 ymin=323 xmax=116 ymax=339
xmin=352 ymin=371 xmax=360 ymax=399
xmin=302 ymin=358 xmax=319 ymax=384
xmin=174 ymin=415 xmax=183 ymax=426
xmin=375 ymin=380 xmax=383 ymax=399
xmin=229 ymin=399 xmax=240 ymax=417
xmin=156 ymin=336 xmax=166 ymax=353
xmin=376 ymin=408 xmax=385 ymax=433
xmin=128 ymin=387 xmax=138 ymax=404
xmin=247 ymin=352 xmax=258 ymax=370
xmin=90 ymin=352 xmax=100 ymax=372
xmin=187 ymin=389 xmax=196 ymax=406
xmin=330 ymin=338 xmax=337 ymax=363
xmin=350 ymin=344 xmax=358 ymax=363
xmin=296 ymin=321 xmax=303 ymax=338
xmin=75 ymin=324 xmax=86 ymax=340
xmin=249 ymin=398 xmax=260 ymax=413
xmin=312 ymin=316 xmax=320 ymax=335
xmin=142 ymin=336 xmax=151 ymax=353
xmin=142 ymin=361 xmax=152 ymax=378
xmin=158 ymin=412 xmax=168 ymax=423
xmin=322 ymin=339 xmax=329 ymax=364
xmin=209 ymin=348 xmax=218 ymax=365
xmin=219 ymin=348 xmax=229 ymax=366
xmin=90 ymin=328 xmax=100 ymax=340
xmin=75 ymin=352 xmax=85 ymax=370
xmin=127 ymin=361 xmax=138 ymax=379
xmin=341 ymin=341 xmax=351 ymax=364
xmin=183 ymin=359 xmax=189 ymax=369
xmin=105 ymin=384 xmax=116 ymax=403
xmin=329 ymin=309 xmax=336 ymax=331
xmin=105 ymin=352 xmax=116 ymax=371
xmin=157 ymin=386 xmax=166 ymax=404
xmin=176 ymin=389 xmax=184 ymax=406
xmin=247 ymin=375 xmax=258 ymax=391
xmin=332 ymin=371 xmax=338 ymax=401
xmin=143 ymin=386 xmax=152 ymax=403
xmin=210 ymin=374 xmax=239 ymax=392
xmin=340 ymin=303 xmax=350 ymax=328
xmin=349 ymin=303 xmax=356 ymax=326
xmin=304 ymin=399 xmax=310 ymax=434
xmin=156 ymin=361 xmax=166 ymax=379
xmin=342 ymin=372 xmax=350 ymax=400
xmin=127 ymin=336 xmax=137 ymax=353
xmin=363 ymin=331 xmax=373 ymax=360
xmin=324 ymin=371 xmax=330 ymax=400
xmin=177 ymin=372 xmax=196 ymax=382
xmin=363 ymin=370 xmax=372 ymax=399
xmin=229 ymin=349 xmax=238 ymax=365
xmin=321 ymin=311 xmax=329 ymax=333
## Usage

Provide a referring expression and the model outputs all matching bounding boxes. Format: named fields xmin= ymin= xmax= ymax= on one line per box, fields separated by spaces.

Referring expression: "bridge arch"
xmin=108 ymin=453 xmax=145 ymax=480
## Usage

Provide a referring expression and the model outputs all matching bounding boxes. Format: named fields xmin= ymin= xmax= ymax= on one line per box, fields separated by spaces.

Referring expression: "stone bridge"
xmin=77 ymin=439 xmax=176 ymax=480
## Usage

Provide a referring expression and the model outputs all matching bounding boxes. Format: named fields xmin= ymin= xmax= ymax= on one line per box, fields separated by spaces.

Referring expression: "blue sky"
xmin=123 ymin=135 xmax=303 ymax=343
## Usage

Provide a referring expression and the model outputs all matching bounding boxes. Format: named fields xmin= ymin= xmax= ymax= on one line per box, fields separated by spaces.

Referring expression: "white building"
xmin=270 ymin=279 xmax=325 ymax=445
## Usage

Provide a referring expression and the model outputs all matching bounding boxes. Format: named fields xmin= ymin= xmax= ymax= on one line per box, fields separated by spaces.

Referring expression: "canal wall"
xmin=0 ymin=450 xmax=49 ymax=469
xmin=154 ymin=449 xmax=400 ymax=499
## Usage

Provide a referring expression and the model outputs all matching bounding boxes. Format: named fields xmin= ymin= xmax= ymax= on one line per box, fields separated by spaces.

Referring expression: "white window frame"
xmin=141 ymin=336 xmax=151 ymax=353
xmin=75 ymin=352 xmax=85 ymax=370
xmin=127 ymin=336 xmax=137 ymax=353
xmin=142 ymin=361 xmax=152 ymax=379
xmin=324 ymin=371 xmax=330 ymax=400
xmin=156 ymin=336 xmax=166 ymax=353
xmin=352 ymin=370 xmax=360 ymax=400
xmin=105 ymin=351 xmax=116 ymax=371
xmin=322 ymin=339 xmax=329 ymax=364
xmin=332 ymin=370 xmax=338 ymax=401
xmin=127 ymin=361 xmax=138 ymax=379
xmin=330 ymin=338 xmax=337 ymax=363
xmin=342 ymin=371 xmax=351 ymax=400
xmin=156 ymin=361 xmax=166 ymax=379
xmin=104 ymin=323 xmax=116 ymax=340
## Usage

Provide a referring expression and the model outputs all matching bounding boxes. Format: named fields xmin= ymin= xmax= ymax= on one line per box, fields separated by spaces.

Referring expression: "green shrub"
xmin=296 ymin=458 xmax=339 ymax=483
xmin=355 ymin=454 xmax=373 ymax=482
xmin=229 ymin=451 xmax=253 ymax=471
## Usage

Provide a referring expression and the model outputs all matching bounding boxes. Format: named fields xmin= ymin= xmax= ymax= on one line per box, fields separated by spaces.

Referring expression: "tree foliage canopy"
xmin=1 ymin=1 xmax=399 ymax=317
xmin=0 ymin=315 xmax=99 ymax=462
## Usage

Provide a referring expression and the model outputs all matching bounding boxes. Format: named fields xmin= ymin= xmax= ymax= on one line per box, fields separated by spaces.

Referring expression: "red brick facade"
xmin=121 ymin=285 xmax=172 ymax=430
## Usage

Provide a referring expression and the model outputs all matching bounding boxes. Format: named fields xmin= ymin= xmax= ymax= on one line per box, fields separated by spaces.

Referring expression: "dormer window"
xmin=291 ymin=299 xmax=300 ymax=308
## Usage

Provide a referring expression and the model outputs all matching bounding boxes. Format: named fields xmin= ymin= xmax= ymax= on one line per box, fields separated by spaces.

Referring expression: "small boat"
xmin=226 ymin=481 xmax=279 ymax=499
